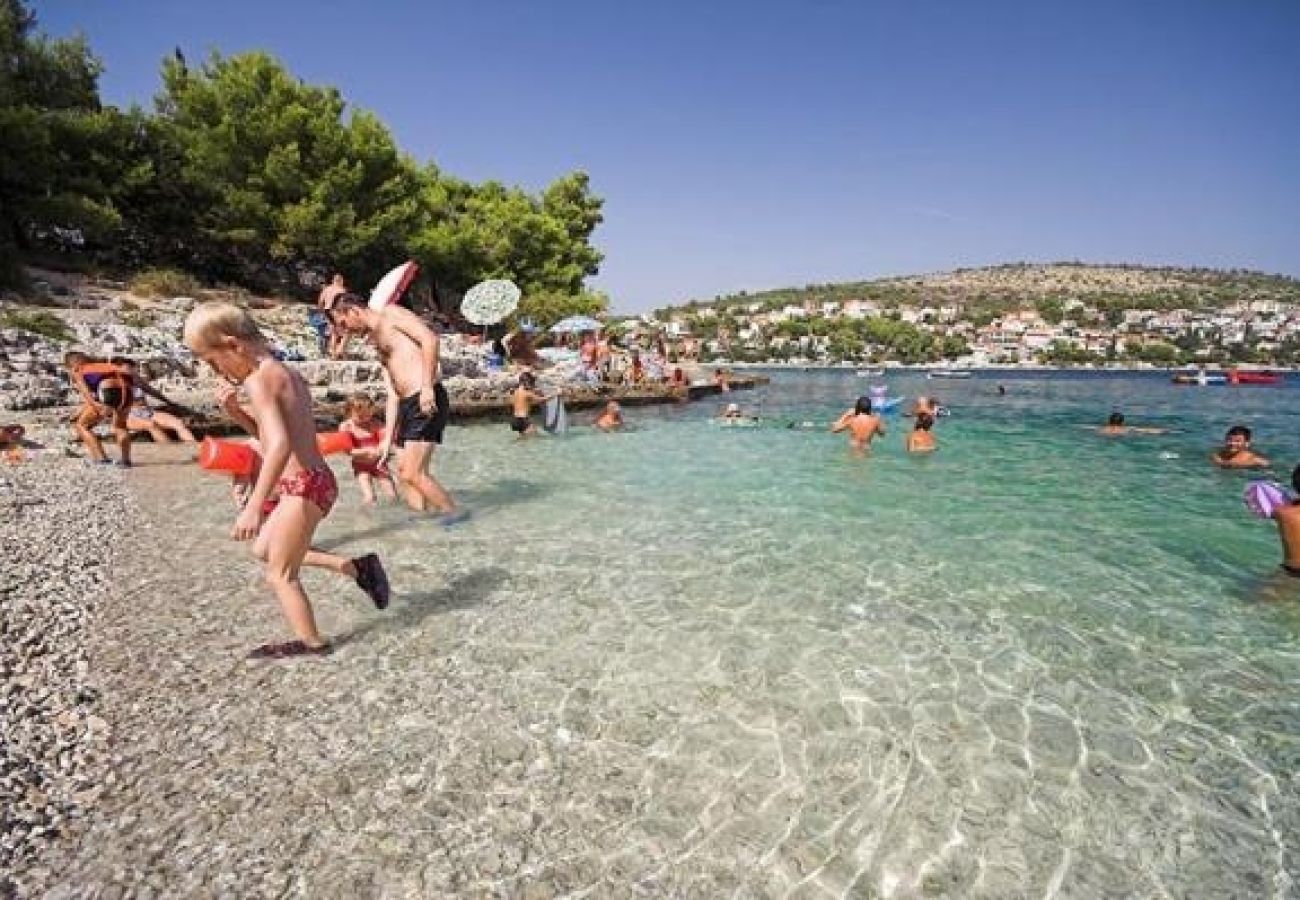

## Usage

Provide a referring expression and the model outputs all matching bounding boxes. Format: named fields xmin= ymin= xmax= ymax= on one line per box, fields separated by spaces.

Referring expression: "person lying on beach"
xmin=340 ymin=393 xmax=397 ymax=505
xmin=1097 ymin=412 xmax=1168 ymax=436
xmin=329 ymin=294 xmax=463 ymax=522
xmin=1273 ymin=465 xmax=1300 ymax=578
xmin=184 ymin=302 xmax=389 ymax=660
xmin=65 ymin=351 xmax=133 ymax=467
xmin=595 ymin=400 xmax=624 ymax=431
xmin=831 ymin=396 xmax=885 ymax=451
xmin=510 ymin=372 xmax=556 ymax=437
xmin=120 ymin=359 xmax=198 ymax=444
xmin=1212 ymin=425 xmax=1269 ymax=469
xmin=907 ymin=413 xmax=937 ymax=453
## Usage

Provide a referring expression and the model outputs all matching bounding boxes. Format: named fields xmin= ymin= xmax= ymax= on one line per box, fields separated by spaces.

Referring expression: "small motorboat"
xmin=1171 ymin=371 xmax=1227 ymax=385
xmin=927 ymin=370 xmax=972 ymax=380
xmin=856 ymin=368 xmax=885 ymax=378
xmin=1228 ymin=370 xmax=1283 ymax=385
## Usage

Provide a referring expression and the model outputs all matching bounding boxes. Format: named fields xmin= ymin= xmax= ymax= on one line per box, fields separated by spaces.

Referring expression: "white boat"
xmin=856 ymin=368 xmax=885 ymax=378
xmin=927 ymin=370 xmax=973 ymax=380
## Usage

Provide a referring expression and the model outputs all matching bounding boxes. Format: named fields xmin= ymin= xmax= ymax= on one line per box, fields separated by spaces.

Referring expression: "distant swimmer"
xmin=1274 ymin=466 xmax=1300 ymax=577
xmin=1212 ymin=425 xmax=1270 ymax=469
xmin=717 ymin=401 xmax=758 ymax=424
xmin=997 ymin=384 xmax=1006 ymax=396
xmin=907 ymin=412 xmax=937 ymax=454
xmin=1097 ymin=412 xmax=1168 ymax=436
xmin=595 ymin=400 xmax=624 ymax=431
xmin=831 ymin=396 xmax=885 ymax=451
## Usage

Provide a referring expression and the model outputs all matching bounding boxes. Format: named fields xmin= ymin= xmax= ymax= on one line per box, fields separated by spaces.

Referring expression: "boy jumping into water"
xmin=184 ymin=303 xmax=389 ymax=659
xmin=831 ymin=396 xmax=885 ymax=452
xmin=328 ymin=294 xmax=462 ymax=521
xmin=1212 ymin=425 xmax=1269 ymax=469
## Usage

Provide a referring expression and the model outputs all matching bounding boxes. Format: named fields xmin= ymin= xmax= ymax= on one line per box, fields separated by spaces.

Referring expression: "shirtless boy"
xmin=329 ymin=294 xmax=461 ymax=520
xmin=831 ymin=396 xmax=885 ymax=451
xmin=1212 ymin=425 xmax=1269 ymax=469
xmin=510 ymin=372 xmax=552 ymax=437
xmin=183 ymin=302 xmax=388 ymax=659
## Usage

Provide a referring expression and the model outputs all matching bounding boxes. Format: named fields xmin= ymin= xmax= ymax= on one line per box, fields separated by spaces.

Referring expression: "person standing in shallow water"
xmin=183 ymin=302 xmax=389 ymax=659
xmin=831 ymin=396 xmax=885 ymax=452
xmin=907 ymin=412 xmax=938 ymax=453
xmin=329 ymin=293 xmax=463 ymax=522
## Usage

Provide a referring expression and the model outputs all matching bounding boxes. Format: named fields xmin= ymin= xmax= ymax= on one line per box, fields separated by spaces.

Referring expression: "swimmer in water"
xmin=594 ymin=400 xmax=624 ymax=431
xmin=1274 ymin=465 xmax=1300 ymax=577
xmin=831 ymin=396 xmax=885 ymax=451
xmin=907 ymin=412 xmax=937 ymax=453
xmin=1097 ymin=412 xmax=1168 ymax=436
xmin=1212 ymin=425 xmax=1269 ymax=469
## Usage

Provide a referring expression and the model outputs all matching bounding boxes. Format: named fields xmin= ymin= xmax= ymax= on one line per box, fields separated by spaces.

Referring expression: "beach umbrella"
xmin=369 ymin=260 xmax=420 ymax=310
xmin=550 ymin=315 xmax=604 ymax=334
xmin=461 ymin=279 xmax=521 ymax=326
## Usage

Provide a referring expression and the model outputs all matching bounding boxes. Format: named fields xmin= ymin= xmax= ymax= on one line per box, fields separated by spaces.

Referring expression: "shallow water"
xmin=144 ymin=371 xmax=1300 ymax=896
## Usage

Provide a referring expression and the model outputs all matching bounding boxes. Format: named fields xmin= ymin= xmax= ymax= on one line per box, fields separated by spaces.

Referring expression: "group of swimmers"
xmin=830 ymin=394 xmax=939 ymax=454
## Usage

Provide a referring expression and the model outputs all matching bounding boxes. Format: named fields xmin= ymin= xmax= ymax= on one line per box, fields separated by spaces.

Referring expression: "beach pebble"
xmin=0 ymin=459 xmax=135 ymax=897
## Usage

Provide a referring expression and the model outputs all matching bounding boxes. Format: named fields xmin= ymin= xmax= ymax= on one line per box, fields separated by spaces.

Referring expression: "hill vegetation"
xmin=0 ymin=0 xmax=606 ymax=325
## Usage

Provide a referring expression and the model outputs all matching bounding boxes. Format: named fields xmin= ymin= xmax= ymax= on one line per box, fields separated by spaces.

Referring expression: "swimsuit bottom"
xmin=260 ymin=465 xmax=338 ymax=517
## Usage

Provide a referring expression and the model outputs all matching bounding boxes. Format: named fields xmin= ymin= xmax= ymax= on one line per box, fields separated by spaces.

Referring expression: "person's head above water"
xmin=915 ymin=413 xmax=935 ymax=431
xmin=1291 ymin=464 xmax=1300 ymax=494
xmin=1108 ymin=412 xmax=1125 ymax=427
xmin=1224 ymin=425 xmax=1253 ymax=452
xmin=346 ymin=393 xmax=376 ymax=418
xmin=854 ymin=396 xmax=873 ymax=415
xmin=519 ymin=371 xmax=537 ymax=389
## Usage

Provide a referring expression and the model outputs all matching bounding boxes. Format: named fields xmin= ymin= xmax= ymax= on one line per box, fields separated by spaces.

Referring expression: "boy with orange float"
xmin=183 ymin=302 xmax=389 ymax=660
xmin=65 ymin=351 xmax=134 ymax=466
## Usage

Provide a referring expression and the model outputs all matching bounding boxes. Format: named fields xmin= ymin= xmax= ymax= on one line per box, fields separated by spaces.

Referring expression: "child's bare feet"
xmin=352 ymin=553 xmax=390 ymax=609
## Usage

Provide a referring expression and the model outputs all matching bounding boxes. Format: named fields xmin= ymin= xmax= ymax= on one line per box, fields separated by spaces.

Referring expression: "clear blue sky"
xmin=36 ymin=0 xmax=1300 ymax=313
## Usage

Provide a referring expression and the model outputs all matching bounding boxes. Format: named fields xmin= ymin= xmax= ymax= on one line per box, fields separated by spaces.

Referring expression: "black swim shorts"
xmin=393 ymin=384 xmax=450 ymax=447
xmin=510 ymin=416 xmax=530 ymax=434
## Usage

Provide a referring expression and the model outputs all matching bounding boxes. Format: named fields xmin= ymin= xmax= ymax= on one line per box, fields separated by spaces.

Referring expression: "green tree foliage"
xmin=0 ymin=0 xmax=117 ymax=283
xmin=515 ymin=289 xmax=608 ymax=330
xmin=1 ymin=0 xmax=605 ymax=315
xmin=154 ymin=51 xmax=425 ymax=285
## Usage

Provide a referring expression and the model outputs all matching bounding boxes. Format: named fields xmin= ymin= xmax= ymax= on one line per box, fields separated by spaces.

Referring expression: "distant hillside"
xmin=660 ymin=263 xmax=1300 ymax=317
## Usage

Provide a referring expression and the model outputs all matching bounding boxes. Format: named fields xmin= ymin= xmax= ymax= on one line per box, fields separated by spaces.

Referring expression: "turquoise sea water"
xmin=163 ymin=371 xmax=1300 ymax=895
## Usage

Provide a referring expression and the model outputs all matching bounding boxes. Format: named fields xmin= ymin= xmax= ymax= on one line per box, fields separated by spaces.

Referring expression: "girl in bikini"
xmin=340 ymin=393 xmax=397 ymax=505
xmin=183 ymin=303 xmax=390 ymax=660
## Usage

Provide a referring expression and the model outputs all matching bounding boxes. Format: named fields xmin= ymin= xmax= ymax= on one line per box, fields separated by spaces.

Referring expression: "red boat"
xmin=1228 ymin=370 xmax=1283 ymax=385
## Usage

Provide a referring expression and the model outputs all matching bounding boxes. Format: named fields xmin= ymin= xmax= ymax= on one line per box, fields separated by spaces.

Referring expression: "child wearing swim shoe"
xmin=340 ymin=393 xmax=397 ymax=505
xmin=184 ymin=303 xmax=390 ymax=660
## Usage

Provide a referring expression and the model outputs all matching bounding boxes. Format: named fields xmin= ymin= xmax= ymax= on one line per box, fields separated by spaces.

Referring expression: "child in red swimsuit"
xmin=340 ymin=393 xmax=397 ymax=505
xmin=185 ymin=303 xmax=390 ymax=660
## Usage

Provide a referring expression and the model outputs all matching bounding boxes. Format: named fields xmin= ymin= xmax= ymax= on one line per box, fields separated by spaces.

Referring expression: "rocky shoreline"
xmin=0 ymin=461 xmax=137 ymax=897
